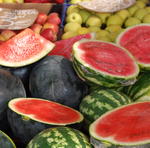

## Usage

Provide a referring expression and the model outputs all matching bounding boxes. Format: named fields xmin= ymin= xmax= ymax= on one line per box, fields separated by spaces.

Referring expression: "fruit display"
xmin=62 ymin=0 xmax=150 ymax=41
xmin=90 ymin=102 xmax=150 ymax=147
xmin=0 ymin=1 xmax=150 ymax=148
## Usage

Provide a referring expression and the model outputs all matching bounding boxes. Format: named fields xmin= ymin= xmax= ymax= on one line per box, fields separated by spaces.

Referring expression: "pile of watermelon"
xmin=1 ymin=6 xmax=150 ymax=148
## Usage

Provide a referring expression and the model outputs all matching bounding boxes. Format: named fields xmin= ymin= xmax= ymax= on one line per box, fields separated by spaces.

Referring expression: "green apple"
xmin=66 ymin=12 xmax=82 ymax=24
xmin=79 ymin=9 xmax=91 ymax=23
xmin=106 ymin=15 xmax=123 ymax=26
xmin=134 ymin=8 xmax=148 ymax=20
xmin=61 ymin=31 xmax=78 ymax=40
xmin=64 ymin=22 xmax=81 ymax=32
xmin=128 ymin=5 xmax=139 ymax=16
xmin=135 ymin=1 xmax=146 ymax=8
xmin=86 ymin=15 xmax=102 ymax=27
xmin=95 ymin=12 xmax=111 ymax=24
xmin=77 ymin=27 xmax=89 ymax=35
xmin=70 ymin=0 xmax=82 ymax=4
xmin=67 ymin=5 xmax=80 ymax=15
xmin=116 ymin=9 xmax=130 ymax=21
xmin=142 ymin=14 xmax=150 ymax=23
xmin=125 ymin=17 xmax=141 ymax=27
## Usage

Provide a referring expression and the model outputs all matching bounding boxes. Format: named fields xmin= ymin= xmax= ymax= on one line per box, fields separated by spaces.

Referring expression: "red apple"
xmin=40 ymin=28 xmax=57 ymax=42
xmin=24 ymin=0 xmax=50 ymax=3
xmin=35 ymin=13 xmax=48 ymax=25
xmin=1 ymin=30 xmax=16 ymax=41
xmin=42 ymin=22 xmax=59 ymax=34
xmin=55 ymin=0 xmax=64 ymax=3
xmin=30 ymin=24 xmax=42 ymax=34
xmin=47 ymin=12 xmax=61 ymax=25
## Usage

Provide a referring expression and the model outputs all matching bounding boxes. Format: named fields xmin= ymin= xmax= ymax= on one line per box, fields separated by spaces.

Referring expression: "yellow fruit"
xmin=3 ymin=0 xmax=14 ymax=2
xmin=86 ymin=15 xmax=102 ymax=27
xmin=145 ymin=7 xmax=150 ymax=13
xmin=77 ymin=27 xmax=89 ymax=35
xmin=67 ymin=5 xmax=80 ymax=15
xmin=96 ymin=29 xmax=110 ymax=38
xmin=64 ymin=22 xmax=81 ymax=32
xmin=116 ymin=9 xmax=130 ymax=21
xmin=134 ymin=8 xmax=148 ymax=20
xmin=66 ymin=12 xmax=82 ymax=24
xmin=125 ymin=17 xmax=141 ymax=27
xmin=135 ymin=1 xmax=146 ymax=8
xmin=70 ymin=0 xmax=82 ymax=4
xmin=96 ymin=36 xmax=112 ymax=42
xmin=61 ymin=31 xmax=78 ymax=40
xmin=0 ymin=0 xmax=3 ymax=2
xmin=88 ymin=26 xmax=100 ymax=33
xmin=128 ymin=5 xmax=139 ymax=16
xmin=137 ymin=0 xmax=149 ymax=4
xmin=105 ymin=25 xmax=122 ymax=33
xmin=79 ymin=9 xmax=91 ymax=23
xmin=95 ymin=12 xmax=111 ymax=24
xmin=142 ymin=14 xmax=150 ymax=23
xmin=106 ymin=15 xmax=123 ymax=26
xmin=109 ymin=32 xmax=120 ymax=42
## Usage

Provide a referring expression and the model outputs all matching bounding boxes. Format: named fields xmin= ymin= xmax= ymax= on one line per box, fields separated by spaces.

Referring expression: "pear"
xmin=86 ymin=15 xmax=102 ymax=27
xmin=64 ymin=22 xmax=81 ymax=32
xmin=125 ymin=17 xmax=141 ymax=27
xmin=61 ymin=31 xmax=78 ymax=40
xmin=106 ymin=15 xmax=123 ymax=26
xmin=79 ymin=9 xmax=91 ymax=23
xmin=134 ymin=8 xmax=148 ymax=20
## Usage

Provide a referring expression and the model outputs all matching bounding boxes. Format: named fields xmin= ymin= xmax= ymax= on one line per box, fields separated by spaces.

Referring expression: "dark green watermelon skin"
xmin=29 ymin=56 xmax=88 ymax=109
xmin=0 ymin=69 xmax=26 ymax=132
xmin=7 ymin=109 xmax=52 ymax=145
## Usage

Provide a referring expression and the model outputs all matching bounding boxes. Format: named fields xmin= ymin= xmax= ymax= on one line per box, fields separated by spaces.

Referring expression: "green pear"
xmin=128 ymin=5 xmax=139 ymax=16
xmin=142 ymin=14 xmax=150 ymax=23
xmin=67 ymin=5 xmax=80 ymax=15
xmin=61 ymin=31 xmax=78 ymax=40
xmin=79 ymin=9 xmax=91 ymax=23
xmin=86 ymin=15 xmax=102 ymax=27
xmin=95 ymin=12 xmax=111 ymax=24
xmin=116 ymin=9 xmax=130 ymax=21
xmin=105 ymin=25 xmax=122 ymax=33
xmin=64 ymin=22 xmax=81 ymax=32
xmin=134 ymin=8 xmax=148 ymax=20
xmin=135 ymin=1 xmax=146 ymax=8
xmin=77 ymin=27 xmax=89 ymax=35
xmin=145 ymin=7 xmax=150 ymax=13
xmin=125 ymin=17 xmax=141 ymax=27
xmin=88 ymin=26 xmax=100 ymax=33
xmin=66 ymin=12 xmax=82 ymax=24
xmin=106 ymin=15 xmax=123 ymax=26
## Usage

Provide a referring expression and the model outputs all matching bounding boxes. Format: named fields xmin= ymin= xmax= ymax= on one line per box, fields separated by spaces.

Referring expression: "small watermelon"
xmin=79 ymin=89 xmax=131 ymax=127
xmin=72 ymin=40 xmax=139 ymax=87
xmin=0 ymin=130 xmax=16 ymax=148
xmin=27 ymin=127 xmax=92 ymax=148
xmin=0 ymin=28 xmax=55 ymax=67
xmin=90 ymin=102 xmax=150 ymax=148
xmin=117 ymin=24 xmax=150 ymax=70
xmin=48 ymin=33 xmax=95 ymax=60
xmin=7 ymin=98 xmax=83 ymax=144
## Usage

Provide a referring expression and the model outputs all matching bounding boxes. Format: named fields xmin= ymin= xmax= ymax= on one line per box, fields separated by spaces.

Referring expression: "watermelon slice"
xmin=90 ymin=102 xmax=150 ymax=147
xmin=72 ymin=40 xmax=139 ymax=87
xmin=0 ymin=28 xmax=55 ymax=67
xmin=117 ymin=24 xmax=150 ymax=70
xmin=48 ymin=33 xmax=95 ymax=60
xmin=8 ymin=98 xmax=83 ymax=125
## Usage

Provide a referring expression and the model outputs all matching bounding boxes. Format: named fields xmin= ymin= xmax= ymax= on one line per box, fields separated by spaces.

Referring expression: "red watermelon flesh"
xmin=8 ymin=98 xmax=83 ymax=125
xmin=48 ymin=33 xmax=95 ymax=60
xmin=117 ymin=25 xmax=150 ymax=67
xmin=0 ymin=28 xmax=55 ymax=67
xmin=90 ymin=102 xmax=150 ymax=145
xmin=76 ymin=40 xmax=137 ymax=77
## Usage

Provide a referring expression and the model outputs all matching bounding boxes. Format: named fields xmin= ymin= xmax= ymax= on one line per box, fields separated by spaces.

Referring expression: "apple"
xmin=66 ymin=12 xmax=82 ymax=24
xmin=40 ymin=28 xmax=57 ymax=42
xmin=64 ymin=22 xmax=81 ymax=32
xmin=35 ymin=13 xmax=48 ymax=25
xmin=1 ymin=30 xmax=16 ymax=41
xmin=86 ymin=15 xmax=102 ymax=27
xmin=42 ymin=22 xmax=59 ymax=34
xmin=47 ymin=13 xmax=61 ymax=25
xmin=30 ymin=24 xmax=42 ymax=34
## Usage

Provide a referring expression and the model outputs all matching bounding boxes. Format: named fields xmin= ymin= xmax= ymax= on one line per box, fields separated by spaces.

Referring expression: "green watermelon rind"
xmin=0 ymin=130 xmax=16 ymax=148
xmin=89 ymin=101 xmax=150 ymax=146
xmin=72 ymin=40 xmax=139 ymax=87
xmin=8 ymin=98 xmax=84 ymax=125
xmin=116 ymin=23 xmax=150 ymax=70
xmin=79 ymin=89 xmax=131 ymax=125
xmin=0 ymin=33 xmax=55 ymax=68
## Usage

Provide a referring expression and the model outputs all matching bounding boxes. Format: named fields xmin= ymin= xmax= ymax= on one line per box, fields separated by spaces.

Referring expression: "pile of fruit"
xmin=62 ymin=0 xmax=150 ymax=41
xmin=0 ymin=0 xmax=150 ymax=148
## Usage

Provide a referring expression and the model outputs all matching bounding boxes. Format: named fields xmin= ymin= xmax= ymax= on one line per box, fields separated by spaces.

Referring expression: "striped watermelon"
xmin=123 ymin=72 xmax=150 ymax=101
xmin=79 ymin=89 xmax=131 ymax=127
xmin=72 ymin=40 xmax=139 ymax=88
xmin=27 ymin=127 xmax=92 ymax=148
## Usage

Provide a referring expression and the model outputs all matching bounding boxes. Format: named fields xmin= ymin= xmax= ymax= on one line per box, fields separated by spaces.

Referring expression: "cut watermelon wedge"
xmin=8 ymin=98 xmax=83 ymax=125
xmin=90 ymin=102 xmax=150 ymax=147
xmin=48 ymin=33 xmax=95 ymax=60
xmin=0 ymin=28 xmax=55 ymax=67
xmin=117 ymin=24 xmax=150 ymax=70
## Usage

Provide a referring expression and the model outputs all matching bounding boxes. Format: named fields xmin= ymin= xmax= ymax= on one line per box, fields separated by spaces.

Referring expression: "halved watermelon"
xmin=48 ymin=33 xmax=95 ymax=60
xmin=7 ymin=98 xmax=83 ymax=144
xmin=0 ymin=28 xmax=55 ymax=67
xmin=72 ymin=40 xmax=139 ymax=87
xmin=117 ymin=24 xmax=150 ymax=70
xmin=90 ymin=102 xmax=150 ymax=147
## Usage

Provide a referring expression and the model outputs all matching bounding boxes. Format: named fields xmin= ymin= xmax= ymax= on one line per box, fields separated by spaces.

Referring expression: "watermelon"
xmin=27 ymin=127 xmax=92 ymax=148
xmin=0 ymin=130 xmax=16 ymax=148
xmin=79 ymin=89 xmax=131 ymax=128
xmin=7 ymin=98 xmax=83 ymax=144
xmin=117 ymin=24 xmax=150 ymax=70
xmin=0 ymin=28 xmax=55 ymax=67
xmin=48 ymin=33 xmax=95 ymax=60
xmin=90 ymin=102 xmax=150 ymax=148
xmin=72 ymin=40 xmax=139 ymax=87
xmin=123 ymin=72 xmax=150 ymax=101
